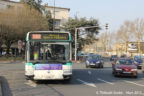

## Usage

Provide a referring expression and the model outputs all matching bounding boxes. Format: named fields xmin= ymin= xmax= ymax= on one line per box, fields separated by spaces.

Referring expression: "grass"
xmin=0 ymin=56 xmax=24 ymax=61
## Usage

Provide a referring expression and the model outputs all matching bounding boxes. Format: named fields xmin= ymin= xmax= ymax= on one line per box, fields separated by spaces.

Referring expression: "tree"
xmin=46 ymin=11 xmax=53 ymax=31
xmin=99 ymin=32 xmax=107 ymax=52
xmin=20 ymin=0 xmax=42 ymax=12
xmin=62 ymin=16 xmax=100 ymax=50
xmin=116 ymin=21 xmax=133 ymax=53
xmin=0 ymin=4 xmax=49 ymax=54
xmin=131 ymin=18 xmax=144 ymax=54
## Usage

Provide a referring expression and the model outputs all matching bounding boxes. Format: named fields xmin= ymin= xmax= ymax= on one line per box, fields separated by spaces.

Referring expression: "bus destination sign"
xmin=30 ymin=33 xmax=69 ymax=40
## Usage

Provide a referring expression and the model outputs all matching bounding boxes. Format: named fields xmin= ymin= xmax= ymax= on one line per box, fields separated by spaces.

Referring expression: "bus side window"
xmin=30 ymin=43 xmax=35 ymax=60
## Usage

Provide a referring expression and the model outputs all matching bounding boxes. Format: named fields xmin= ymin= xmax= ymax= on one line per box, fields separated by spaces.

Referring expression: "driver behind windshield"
xmin=119 ymin=59 xmax=133 ymax=65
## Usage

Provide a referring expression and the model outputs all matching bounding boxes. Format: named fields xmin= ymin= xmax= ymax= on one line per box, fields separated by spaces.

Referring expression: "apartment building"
xmin=44 ymin=4 xmax=70 ymax=30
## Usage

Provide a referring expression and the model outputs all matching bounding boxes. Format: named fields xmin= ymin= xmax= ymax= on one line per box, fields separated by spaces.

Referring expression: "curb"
xmin=0 ymin=78 xmax=2 ymax=96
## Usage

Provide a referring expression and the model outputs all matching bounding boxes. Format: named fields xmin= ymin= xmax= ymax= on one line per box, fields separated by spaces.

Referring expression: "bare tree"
xmin=99 ymin=32 xmax=108 ymax=52
xmin=116 ymin=21 xmax=133 ymax=54
xmin=131 ymin=18 xmax=144 ymax=55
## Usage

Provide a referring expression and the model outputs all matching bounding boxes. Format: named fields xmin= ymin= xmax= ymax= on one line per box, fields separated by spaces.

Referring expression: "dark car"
xmin=85 ymin=55 xmax=104 ymax=68
xmin=110 ymin=55 xmax=118 ymax=61
xmin=112 ymin=58 xmax=138 ymax=78
xmin=120 ymin=54 xmax=127 ymax=58
xmin=134 ymin=56 xmax=144 ymax=69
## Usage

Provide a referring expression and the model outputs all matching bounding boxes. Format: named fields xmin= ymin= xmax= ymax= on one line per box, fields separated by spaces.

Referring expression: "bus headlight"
xmin=64 ymin=70 xmax=72 ymax=73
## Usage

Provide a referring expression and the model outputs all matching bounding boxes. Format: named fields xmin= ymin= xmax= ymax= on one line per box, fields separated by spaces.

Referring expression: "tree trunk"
xmin=138 ymin=40 xmax=141 ymax=55
xmin=5 ymin=40 xmax=12 ymax=55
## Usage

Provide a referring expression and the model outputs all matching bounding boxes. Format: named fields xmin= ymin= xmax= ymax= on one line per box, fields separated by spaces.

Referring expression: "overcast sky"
xmin=13 ymin=0 xmax=144 ymax=33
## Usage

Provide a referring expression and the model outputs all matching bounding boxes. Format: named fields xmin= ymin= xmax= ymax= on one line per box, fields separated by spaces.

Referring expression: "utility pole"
xmin=53 ymin=0 xmax=55 ymax=31
xmin=105 ymin=23 xmax=108 ymax=53
xmin=75 ymin=28 xmax=78 ymax=61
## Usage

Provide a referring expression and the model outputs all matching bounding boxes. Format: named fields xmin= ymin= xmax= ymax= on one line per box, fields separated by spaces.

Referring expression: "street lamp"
xmin=53 ymin=0 xmax=55 ymax=31
xmin=105 ymin=23 xmax=109 ymax=53
xmin=74 ymin=25 xmax=101 ymax=61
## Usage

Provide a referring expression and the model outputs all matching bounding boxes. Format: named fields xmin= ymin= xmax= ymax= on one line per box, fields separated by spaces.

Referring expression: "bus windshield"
xmin=29 ymin=42 xmax=70 ymax=62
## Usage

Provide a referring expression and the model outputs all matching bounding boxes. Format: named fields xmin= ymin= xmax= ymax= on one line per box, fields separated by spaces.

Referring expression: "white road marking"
xmin=97 ymin=78 xmax=114 ymax=85
xmin=77 ymin=79 xmax=96 ymax=88
xmin=88 ymin=71 xmax=92 ymax=75
xmin=124 ymin=80 xmax=144 ymax=87
xmin=25 ymin=80 xmax=37 ymax=87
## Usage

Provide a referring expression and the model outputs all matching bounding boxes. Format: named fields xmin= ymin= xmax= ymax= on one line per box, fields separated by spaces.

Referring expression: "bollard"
xmin=142 ymin=58 xmax=144 ymax=73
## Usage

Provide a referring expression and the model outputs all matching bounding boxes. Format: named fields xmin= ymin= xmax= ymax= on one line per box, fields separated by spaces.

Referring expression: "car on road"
xmin=85 ymin=54 xmax=104 ymax=68
xmin=110 ymin=55 xmax=118 ymax=61
xmin=112 ymin=58 xmax=138 ymax=78
xmin=134 ymin=56 xmax=144 ymax=69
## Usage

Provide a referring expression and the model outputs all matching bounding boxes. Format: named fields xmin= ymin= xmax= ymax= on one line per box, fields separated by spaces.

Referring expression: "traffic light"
xmin=105 ymin=23 xmax=108 ymax=30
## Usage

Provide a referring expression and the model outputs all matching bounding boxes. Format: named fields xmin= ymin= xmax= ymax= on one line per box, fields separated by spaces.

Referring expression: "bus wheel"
xmin=25 ymin=76 xmax=33 ymax=80
xmin=64 ymin=78 xmax=71 ymax=83
xmin=64 ymin=76 xmax=71 ymax=82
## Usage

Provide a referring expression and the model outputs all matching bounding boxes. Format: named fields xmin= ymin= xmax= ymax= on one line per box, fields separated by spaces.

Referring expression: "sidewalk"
xmin=0 ymin=60 xmax=25 ymax=64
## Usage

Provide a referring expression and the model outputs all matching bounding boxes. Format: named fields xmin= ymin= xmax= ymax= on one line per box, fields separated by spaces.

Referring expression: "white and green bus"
xmin=25 ymin=31 xmax=72 ymax=80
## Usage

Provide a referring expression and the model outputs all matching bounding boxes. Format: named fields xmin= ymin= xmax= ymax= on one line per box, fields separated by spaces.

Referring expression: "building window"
xmin=55 ymin=20 xmax=60 ymax=27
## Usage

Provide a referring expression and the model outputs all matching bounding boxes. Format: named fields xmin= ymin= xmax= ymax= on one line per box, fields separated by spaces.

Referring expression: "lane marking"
xmin=88 ymin=71 xmax=92 ymax=75
xmin=25 ymin=80 xmax=37 ymax=87
xmin=77 ymin=79 xmax=96 ymax=88
xmin=124 ymin=80 xmax=144 ymax=87
xmin=97 ymin=78 xmax=114 ymax=85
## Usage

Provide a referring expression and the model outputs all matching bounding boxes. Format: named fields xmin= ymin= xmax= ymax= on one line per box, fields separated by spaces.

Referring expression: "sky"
xmin=13 ymin=0 xmax=144 ymax=33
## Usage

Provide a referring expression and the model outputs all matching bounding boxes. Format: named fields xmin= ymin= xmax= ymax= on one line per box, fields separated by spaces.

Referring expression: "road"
xmin=0 ymin=59 xmax=144 ymax=96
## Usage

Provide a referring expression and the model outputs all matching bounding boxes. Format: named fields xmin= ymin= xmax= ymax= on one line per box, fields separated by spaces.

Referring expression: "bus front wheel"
xmin=25 ymin=76 xmax=34 ymax=80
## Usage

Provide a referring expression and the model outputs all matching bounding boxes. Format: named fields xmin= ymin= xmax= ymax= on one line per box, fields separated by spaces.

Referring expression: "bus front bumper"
xmin=33 ymin=70 xmax=72 ymax=80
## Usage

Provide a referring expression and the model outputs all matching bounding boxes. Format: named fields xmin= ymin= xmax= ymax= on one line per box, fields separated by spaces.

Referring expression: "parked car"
xmin=134 ymin=56 xmax=144 ymax=69
xmin=78 ymin=53 xmax=88 ymax=61
xmin=110 ymin=55 xmax=118 ymax=61
xmin=85 ymin=54 xmax=104 ymax=68
xmin=112 ymin=58 xmax=138 ymax=78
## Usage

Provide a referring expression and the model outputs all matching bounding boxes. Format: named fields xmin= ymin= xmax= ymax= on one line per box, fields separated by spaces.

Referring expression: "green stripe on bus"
xmin=66 ymin=62 xmax=72 ymax=65
xmin=69 ymin=35 xmax=72 ymax=41
xmin=26 ymin=33 xmax=29 ymax=41
xmin=25 ymin=63 xmax=33 ymax=66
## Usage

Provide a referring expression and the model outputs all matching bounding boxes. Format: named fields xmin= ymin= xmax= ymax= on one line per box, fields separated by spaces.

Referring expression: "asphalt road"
xmin=0 ymin=59 xmax=144 ymax=96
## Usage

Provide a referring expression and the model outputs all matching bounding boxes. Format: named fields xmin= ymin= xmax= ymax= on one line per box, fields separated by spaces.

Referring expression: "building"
xmin=44 ymin=4 xmax=70 ymax=30
xmin=113 ymin=42 xmax=144 ymax=57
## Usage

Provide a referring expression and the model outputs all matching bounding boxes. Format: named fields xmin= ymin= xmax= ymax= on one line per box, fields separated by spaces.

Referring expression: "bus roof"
xmin=26 ymin=31 xmax=72 ymax=42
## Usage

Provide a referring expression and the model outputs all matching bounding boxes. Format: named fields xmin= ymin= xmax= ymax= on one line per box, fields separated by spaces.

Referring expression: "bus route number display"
xmin=30 ymin=33 xmax=69 ymax=40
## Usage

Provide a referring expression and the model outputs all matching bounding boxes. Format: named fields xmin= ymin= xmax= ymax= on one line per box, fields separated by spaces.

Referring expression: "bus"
xmin=25 ymin=31 xmax=72 ymax=81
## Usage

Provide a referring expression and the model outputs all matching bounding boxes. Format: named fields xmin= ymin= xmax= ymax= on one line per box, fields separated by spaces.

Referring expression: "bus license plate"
xmin=35 ymin=64 xmax=62 ymax=70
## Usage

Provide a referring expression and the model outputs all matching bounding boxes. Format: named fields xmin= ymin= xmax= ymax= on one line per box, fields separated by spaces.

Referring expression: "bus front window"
xmin=29 ymin=42 xmax=70 ymax=62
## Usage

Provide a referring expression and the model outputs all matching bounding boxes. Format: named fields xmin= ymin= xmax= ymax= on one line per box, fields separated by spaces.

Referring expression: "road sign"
xmin=18 ymin=40 xmax=22 ymax=53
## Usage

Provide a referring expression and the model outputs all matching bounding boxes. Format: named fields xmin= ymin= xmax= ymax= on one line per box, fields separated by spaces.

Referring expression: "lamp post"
xmin=74 ymin=25 xmax=102 ymax=61
xmin=105 ymin=23 xmax=108 ymax=53
xmin=53 ymin=0 xmax=55 ymax=31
